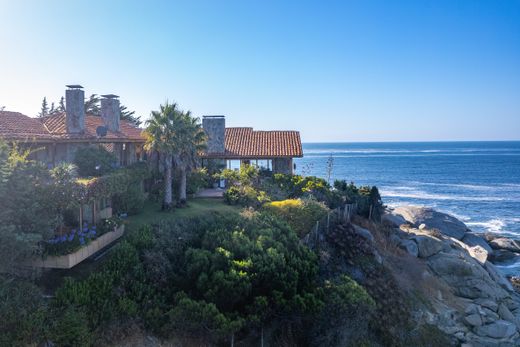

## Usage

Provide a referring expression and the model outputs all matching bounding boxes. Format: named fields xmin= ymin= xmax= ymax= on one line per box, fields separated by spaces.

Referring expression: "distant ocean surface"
xmin=294 ymin=142 xmax=520 ymax=242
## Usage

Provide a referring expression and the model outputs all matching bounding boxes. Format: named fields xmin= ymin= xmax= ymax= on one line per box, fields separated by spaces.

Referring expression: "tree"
xmin=171 ymin=109 xmax=206 ymax=205
xmin=143 ymin=102 xmax=180 ymax=210
xmin=38 ymin=97 xmax=49 ymax=117
xmin=43 ymin=94 xmax=142 ymax=126
xmin=58 ymin=96 xmax=65 ymax=112
xmin=84 ymin=94 xmax=101 ymax=115
xmin=144 ymin=102 xmax=206 ymax=208
xmin=0 ymin=142 xmax=55 ymax=276
xmin=120 ymin=104 xmax=142 ymax=126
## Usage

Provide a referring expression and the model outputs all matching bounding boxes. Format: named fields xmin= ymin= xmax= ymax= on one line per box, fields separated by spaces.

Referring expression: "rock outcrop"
xmin=382 ymin=206 xmax=520 ymax=346
xmin=391 ymin=206 xmax=470 ymax=240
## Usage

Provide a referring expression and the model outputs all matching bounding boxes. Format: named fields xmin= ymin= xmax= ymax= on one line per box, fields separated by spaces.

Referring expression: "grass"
xmin=125 ymin=197 xmax=241 ymax=231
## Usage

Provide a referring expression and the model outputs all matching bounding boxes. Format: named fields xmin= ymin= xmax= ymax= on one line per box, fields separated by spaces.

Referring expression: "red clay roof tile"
xmin=202 ymin=127 xmax=303 ymax=159
xmin=0 ymin=111 xmax=144 ymax=143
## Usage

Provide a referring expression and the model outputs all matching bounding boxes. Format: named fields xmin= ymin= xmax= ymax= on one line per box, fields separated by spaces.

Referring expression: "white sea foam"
xmin=466 ymin=219 xmax=506 ymax=233
xmin=381 ymin=189 xmax=505 ymax=202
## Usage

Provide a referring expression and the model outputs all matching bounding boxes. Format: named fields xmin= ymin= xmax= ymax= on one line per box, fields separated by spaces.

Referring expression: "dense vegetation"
xmin=0 ymin=134 xmax=397 ymax=346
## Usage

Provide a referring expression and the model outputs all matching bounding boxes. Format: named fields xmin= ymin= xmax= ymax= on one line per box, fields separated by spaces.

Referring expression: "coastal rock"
xmin=467 ymin=246 xmax=489 ymax=265
xmin=412 ymin=235 xmax=443 ymax=258
xmin=489 ymin=238 xmax=520 ymax=253
xmin=463 ymin=233 xmax=493 ymax=254
xmin=490 ymin=249 xmax=517 ymax=263
xmin=381 ymin=211 xmax=407 ymax=227
xmin=498 ymin=304 xmax=516 ymax=322
xmin=399 ymin=239 xmax=418 ymax=257
xmin=465 ymin=313 xmax=483 ymax=327
xmin=391 ymin=206 xmax=469 ymax=240
xmin=428 ymin=252 xmax=509 ymax=300
xmin=352 ymin=225 xmax=374 ymax=243
xmin=484 ymin=262 xmax=515 ymax=292
xmin=475 ymin=320 xmax=517 ymax=339
xmin=475 ymin=298 xmax=499 ymax=312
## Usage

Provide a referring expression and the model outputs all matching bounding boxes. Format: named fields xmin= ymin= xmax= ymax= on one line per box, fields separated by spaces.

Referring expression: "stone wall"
xmin=272 ymin=157 xmax=293 ymax=174
xmin=202 ymin=116 xmax=225 ymax=154
xmin=101 ymin=97 xmax=120 ymax=132
xmin=65 ymin=88 xmax=85 ymax=133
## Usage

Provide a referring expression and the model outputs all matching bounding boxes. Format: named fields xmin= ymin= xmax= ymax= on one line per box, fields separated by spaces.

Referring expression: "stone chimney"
xmin=202 ymin=115 xmax=225 ymax=153
xmin=65 ymin=85 xmax=85 ymax=133
xmin=100 ymin=94 xmax=120 ymax=132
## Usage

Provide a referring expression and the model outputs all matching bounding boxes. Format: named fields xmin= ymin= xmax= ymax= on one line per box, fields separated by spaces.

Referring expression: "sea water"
xmin=294 ymin=142 xmax=520 ymax=257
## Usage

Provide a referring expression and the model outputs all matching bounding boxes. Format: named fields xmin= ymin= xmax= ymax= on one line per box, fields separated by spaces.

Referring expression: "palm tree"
xmin=144 ymin=102 xmax=179 ymax=210
xmin=172 ymin=110 xmax=206 ymax=205
xmin=144 ymin=102 xmax=206 ymax=209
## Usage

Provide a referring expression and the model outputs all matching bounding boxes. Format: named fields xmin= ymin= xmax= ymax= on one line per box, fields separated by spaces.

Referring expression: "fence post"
xmin=315 ymin=221 xmax=319 ymax=246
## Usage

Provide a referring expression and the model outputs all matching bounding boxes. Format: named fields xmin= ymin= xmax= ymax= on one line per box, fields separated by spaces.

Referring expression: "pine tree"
xmin=49 ymin=102 xmax=56 ymax=115
xmin=38 ymin=97 xmax=49 ymax=117
xmin=58 ymin=96 xmax=65 ymax=112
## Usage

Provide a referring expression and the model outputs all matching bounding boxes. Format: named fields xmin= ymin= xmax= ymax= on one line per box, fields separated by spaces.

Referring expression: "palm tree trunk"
xmin=179 ymin=166 xmax=187 ymax=206
xmin=163 ymin=154 xmax=173 ymax=210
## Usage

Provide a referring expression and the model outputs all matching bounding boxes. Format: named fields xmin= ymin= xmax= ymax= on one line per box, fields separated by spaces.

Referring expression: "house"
xmin=0 ymin=85 xmax=145 ymax=226
xmin=200 ymin=115 xmax=303 ymax=174
xmin=0 ymin=85 xmax=145 ymax=168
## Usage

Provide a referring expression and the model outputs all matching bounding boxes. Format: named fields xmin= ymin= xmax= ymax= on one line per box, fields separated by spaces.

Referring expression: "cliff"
xmin=353 ymin=206 xmax=520 ymax=346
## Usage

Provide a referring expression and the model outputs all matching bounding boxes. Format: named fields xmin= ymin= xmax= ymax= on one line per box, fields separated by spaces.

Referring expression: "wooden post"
xmin=261 ymin=326 xmax=264 ymax=347
xmin=79 ymin=204 xmax=83 ymax=231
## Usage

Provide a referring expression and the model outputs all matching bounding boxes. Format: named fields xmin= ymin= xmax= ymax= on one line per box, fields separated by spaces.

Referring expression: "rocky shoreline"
xmin=382 ymin=205 xmax=520 ymax=346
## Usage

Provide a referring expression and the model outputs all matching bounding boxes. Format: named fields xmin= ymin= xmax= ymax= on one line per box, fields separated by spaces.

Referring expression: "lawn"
xmin=125 ymin=197 xmax=241 ymax=231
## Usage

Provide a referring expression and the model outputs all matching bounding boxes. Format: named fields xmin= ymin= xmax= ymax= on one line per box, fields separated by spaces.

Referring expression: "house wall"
xmin=272 ymin=158 xmax=293 ymax=174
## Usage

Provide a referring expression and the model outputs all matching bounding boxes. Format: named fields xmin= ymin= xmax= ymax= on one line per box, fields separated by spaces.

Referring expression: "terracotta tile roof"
xmin=202 ymin=127 xmax=303 ymax=159
xmin=0 ymin=111 xmax=144 ymax=143
xmin=0 ymin=111 xmax=55 ymax=141
xmin=41 ymin=113 xmax=144 ymax=142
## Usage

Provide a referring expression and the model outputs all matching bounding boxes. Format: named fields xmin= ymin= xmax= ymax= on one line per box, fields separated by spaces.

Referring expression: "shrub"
xmin=223 ymin=186 xmax=241 ymax=205
xmin=223 ymin=186 xmax=270 ymax=208
xmin=187 ymin=167 xmax=212 ymax=194
xmin=112 ymin=183 xmax=146 ymax=215
xmin=0 ymin=277 xmax=46 ymax=346
xmin=74 ymin=146 xmax=117 ymax=177
xmin=264 ymin=198 xmax=329 ymax=237
xmin=48 ymin=306 xmax=93 ymax=347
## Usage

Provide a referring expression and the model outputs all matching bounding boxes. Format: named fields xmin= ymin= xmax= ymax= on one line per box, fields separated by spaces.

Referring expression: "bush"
xmin=309 ymin=275 xmax=375 ymax=346
xmin=48 ymin=306 xmax=93 ymax=347
xmin=264 ymin=198 xmax=329 ymax=237
xmin=112 ymin=183 xmax=146 ymax=215
xmin=0 ymin=277 xmax=46 ymax=346
xmin=271 ymin=174 xmax=342 ymax=208
xmin=187 ymin=167 xmax=212 ymax=194
xmin=334 ymin=180 xmax=382 ymax=219
xmin=224 ymin=186 xmax=270 ymax=208
xmin=223 ymin=186 xmax=241 ymax=205
xmin=74 ymin=146 xmax=117 ymax=177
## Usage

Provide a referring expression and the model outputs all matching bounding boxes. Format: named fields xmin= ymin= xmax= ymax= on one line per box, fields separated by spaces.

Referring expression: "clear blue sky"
xmin=1 ymin=0 xmax=519 ymax=142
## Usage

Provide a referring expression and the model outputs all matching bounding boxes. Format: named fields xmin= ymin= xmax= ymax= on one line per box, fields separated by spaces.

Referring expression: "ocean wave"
xmin=466 ymin=219 xmax=506 ymax=233
xmin=381 ymin=189 xmax=506 ymax=202
xmin=303 ymin=147 xmax=520 ymax=155
xmin=302 ymin=153 xmax=520 ymax=159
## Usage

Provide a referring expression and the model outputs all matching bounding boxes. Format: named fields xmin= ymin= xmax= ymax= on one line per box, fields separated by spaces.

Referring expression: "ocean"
xmin=294 ymin=141 xmax=520 ymax=244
